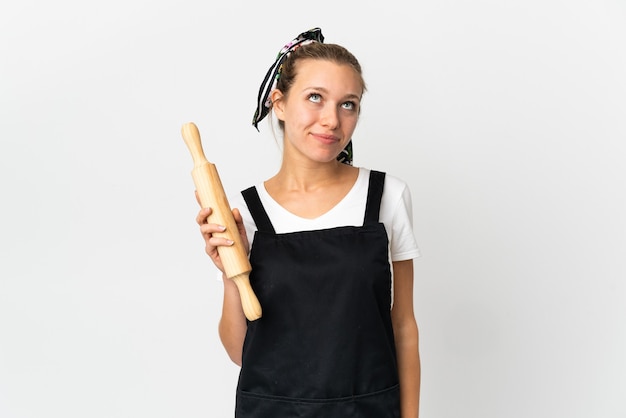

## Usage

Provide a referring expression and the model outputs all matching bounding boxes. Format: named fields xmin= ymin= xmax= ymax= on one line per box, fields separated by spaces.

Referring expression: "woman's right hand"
xmin=195 ymin=204 xmax=250 ymax=274
xmin=196 ymin=206 xmax=228 ymax=273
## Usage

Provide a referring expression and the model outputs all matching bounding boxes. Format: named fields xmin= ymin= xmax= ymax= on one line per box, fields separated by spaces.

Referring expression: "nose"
xmin=320 ymin=104 xmax=339 ymax=129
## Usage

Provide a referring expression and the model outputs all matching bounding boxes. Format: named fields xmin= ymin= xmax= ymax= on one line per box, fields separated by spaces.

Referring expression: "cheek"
xmin=289 ymin=107 xmax=317 ymax=129
xmin=342 ymin=114 xmax=359 ymax=132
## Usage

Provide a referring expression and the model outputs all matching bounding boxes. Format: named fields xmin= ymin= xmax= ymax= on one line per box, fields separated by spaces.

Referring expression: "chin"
xmin=310 ymin=152 xmax=342 ymax=164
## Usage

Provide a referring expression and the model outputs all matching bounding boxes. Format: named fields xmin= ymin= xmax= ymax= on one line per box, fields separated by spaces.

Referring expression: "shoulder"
xmin=361 ymin=168 xmax=411 ymax=202
xmin=382 ymin=171 xmax=410 ymax=196
xmin=358 ymin=167 xmax=413 ymax=224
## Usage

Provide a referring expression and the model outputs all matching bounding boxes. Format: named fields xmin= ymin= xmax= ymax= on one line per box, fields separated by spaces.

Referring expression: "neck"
xmin=263 ymin=157 xmax=359 ymax=219
xmin=273 ymin=158 xmax=350 ymax=192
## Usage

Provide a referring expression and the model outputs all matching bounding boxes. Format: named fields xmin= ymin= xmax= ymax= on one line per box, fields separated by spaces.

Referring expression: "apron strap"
xmin=242 ymin=186 xmax=276 ymax=233
xmin=243 ymin=170 xmax=385 ymax=231
xmin=363 ymin=170 xmax=386 ymax=226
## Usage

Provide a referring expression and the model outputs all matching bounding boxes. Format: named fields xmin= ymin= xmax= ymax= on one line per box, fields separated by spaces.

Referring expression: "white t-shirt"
xmin=229 ymin=167 xmax=420 ymax=262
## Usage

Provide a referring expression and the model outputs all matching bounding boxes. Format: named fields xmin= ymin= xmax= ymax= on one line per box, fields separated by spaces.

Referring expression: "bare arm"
xmin=391 ymin=259 xmax=421 ymax=418
xmin=196 ymin=205 xmax=248 ymax=366
xmin=218 ymin=274 xmax=247 ymax=366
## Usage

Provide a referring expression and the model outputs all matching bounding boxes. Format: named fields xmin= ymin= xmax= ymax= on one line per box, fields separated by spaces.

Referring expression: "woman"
xmin=196 ymin=28 xmax=421 ymax=418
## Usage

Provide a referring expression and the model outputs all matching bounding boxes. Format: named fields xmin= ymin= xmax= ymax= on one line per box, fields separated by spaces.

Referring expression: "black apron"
xmin=236 ymin=170 xmax=399 ymax=418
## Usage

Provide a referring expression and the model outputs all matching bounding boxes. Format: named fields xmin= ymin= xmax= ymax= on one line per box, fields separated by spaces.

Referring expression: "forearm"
xmin=390 ymin=260 xmax=421 ymax=417
xmin=395 ymin=320 xmax=421 ymax=418
xmin=218 ymin=275 xmax=248 ymax=366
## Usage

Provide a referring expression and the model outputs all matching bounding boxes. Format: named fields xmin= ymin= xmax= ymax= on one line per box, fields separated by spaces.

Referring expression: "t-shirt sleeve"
xmin=388 ymin=181 xmax=420 ymax=262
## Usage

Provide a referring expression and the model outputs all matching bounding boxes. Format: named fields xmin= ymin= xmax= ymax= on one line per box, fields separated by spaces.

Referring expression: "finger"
xmin=232 ymin=207 xmax=242 ymax=222
xmin=231 ymin=208 xmax=250 ymax=250
xmin=199 ymin=223 xmax=227 ymax=236
xmin=208 ymin=236 xmax=235 ymax=247
xmin=196 ymin=207 xmax=213 ymax=225
xmin=232 ymin=208 xmax=245 ymax=233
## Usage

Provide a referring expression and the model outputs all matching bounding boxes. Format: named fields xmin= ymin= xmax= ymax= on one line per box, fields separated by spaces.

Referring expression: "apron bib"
xmin=236 ymin=171 xmax=399 ymax=418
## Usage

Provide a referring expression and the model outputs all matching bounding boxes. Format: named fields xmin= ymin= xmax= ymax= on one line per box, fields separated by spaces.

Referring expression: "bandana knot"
xmin=252 ymin=28 xmax=324 ymax=130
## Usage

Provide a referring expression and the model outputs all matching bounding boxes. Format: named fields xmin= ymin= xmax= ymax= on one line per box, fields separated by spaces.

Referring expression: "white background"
xmin=1 ymin=1 xmax=625 ymax=417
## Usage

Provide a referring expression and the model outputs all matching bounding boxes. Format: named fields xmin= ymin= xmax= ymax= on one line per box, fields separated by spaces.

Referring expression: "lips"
xmin=311 ymin=133 xmax=340 ymax=144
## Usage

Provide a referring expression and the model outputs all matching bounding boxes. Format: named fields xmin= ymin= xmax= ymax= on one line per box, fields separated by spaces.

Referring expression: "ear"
xmin=270 ymin=89 xmax=285 ymax=121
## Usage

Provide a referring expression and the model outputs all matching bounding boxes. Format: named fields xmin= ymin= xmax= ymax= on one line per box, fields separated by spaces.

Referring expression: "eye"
xmin=342 ymin=101 xmax=357 ymax=111
xmin=308 ymin=93 xmax=322 ymax=103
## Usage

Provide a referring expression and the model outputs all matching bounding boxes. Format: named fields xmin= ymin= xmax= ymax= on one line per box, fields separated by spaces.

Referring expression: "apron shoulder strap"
xmin=363 ymin=170 xmax=386 ymax=226
xmin=241 ymin=186 xmax=276 ymax=233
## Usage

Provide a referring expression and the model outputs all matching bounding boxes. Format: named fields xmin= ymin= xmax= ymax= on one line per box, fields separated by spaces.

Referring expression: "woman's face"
xmin=273 ymin=59 xmax=362 ymax=165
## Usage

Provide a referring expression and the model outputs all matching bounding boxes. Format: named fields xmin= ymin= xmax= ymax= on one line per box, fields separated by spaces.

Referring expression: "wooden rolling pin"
xmin=181 ymin=122 xmax=262 ymax=321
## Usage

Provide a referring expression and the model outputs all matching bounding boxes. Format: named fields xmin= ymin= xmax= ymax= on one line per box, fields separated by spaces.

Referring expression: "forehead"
xmin=293 ymin=59 xmax=363 ymax=94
